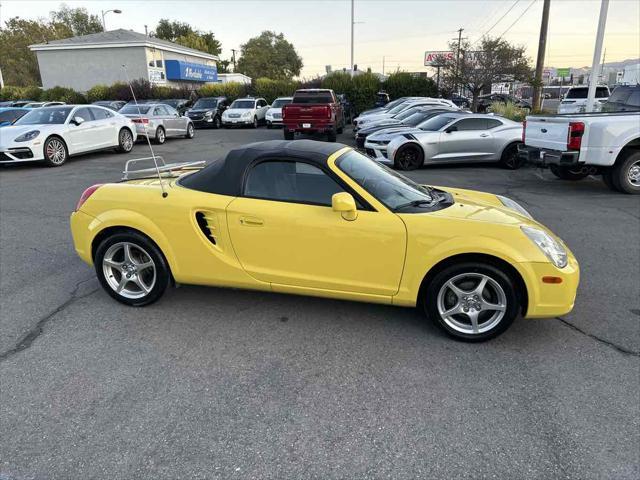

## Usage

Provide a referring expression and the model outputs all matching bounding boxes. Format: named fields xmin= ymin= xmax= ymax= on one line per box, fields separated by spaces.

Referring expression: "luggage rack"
xmin=122 ymin=156 xmax=206 ymax=180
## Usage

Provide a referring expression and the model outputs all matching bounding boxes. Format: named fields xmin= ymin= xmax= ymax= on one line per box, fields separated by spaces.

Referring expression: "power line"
xmin=498 ymin=0 xmax=538 ymax=40
xmin=472 ymin=0 xmax=522 ymax=44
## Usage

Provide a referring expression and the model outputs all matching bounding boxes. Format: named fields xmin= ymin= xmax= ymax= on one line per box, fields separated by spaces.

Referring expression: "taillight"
xmin=326 ymin=105 xmax=332 ymax=119
xmin=282 ymin=107 xmax=286 ymax=120
xmin=522 ymin=119 xmax=526 ymax=144
xmin=76 ymin=184 xmax=103 ymax=211
xmin=132 ymin=118 xmax=149 ymax=124
xmin=567 ymin=121 xmax=585 ymax=151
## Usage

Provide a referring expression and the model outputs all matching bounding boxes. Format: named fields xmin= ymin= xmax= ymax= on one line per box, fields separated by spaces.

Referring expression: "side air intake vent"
xmin=195 ymin=211 xmax=217 ymax=245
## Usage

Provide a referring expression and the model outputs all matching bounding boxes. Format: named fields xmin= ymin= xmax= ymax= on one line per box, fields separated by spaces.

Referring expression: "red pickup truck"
xmin=282 ymin=89 xmax=345 ymax=142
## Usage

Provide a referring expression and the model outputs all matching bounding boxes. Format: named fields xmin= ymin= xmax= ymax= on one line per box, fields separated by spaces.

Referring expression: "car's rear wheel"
xmin=185 ymin=123 xmax=195 ymax=139
xmin=267 ymin=121 xmax=272 ymax=129
xmin=116 ymin=128 xmax=134 ymax=153
xmin=549 ymin=164 xmax=589 ymax=180
xmin=612 ymin=150 xmax=640 ymax=194
xmin=95 ymin=231 xmax=170 ymax=307
xmin=423 ymin=262 xmax=519 ymax=342
xmin=394 ymin=144 xmax=424 ymax=170
xmin=499 ymin=143 xmax=522 ymax=169
xmin=43 ymin=136 xmax=68 ymax=167
xmin=155 ymin=126 xmax=166 ymax=144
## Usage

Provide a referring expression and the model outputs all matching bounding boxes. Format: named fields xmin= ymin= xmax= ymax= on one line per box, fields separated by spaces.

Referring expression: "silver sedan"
xmin=366 ymin=113 xmax=524 ymax=170
xmin=120 ymin=103 xmax=194 ymax=144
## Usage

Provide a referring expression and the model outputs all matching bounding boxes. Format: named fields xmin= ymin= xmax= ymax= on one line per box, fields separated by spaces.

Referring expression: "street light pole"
xmin=101 ymin=9 xmax=122 ymax=31
xmin=586 ymin=0 xmax=609 ymax=112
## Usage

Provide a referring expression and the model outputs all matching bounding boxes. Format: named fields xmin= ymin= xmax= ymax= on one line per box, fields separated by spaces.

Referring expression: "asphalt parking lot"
xmin=1 ymin=126 xmax=638 ymax=479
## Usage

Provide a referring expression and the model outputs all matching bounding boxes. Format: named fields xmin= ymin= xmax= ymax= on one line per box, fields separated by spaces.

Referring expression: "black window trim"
xmin=241 ymin=156 xmax=376 ymax=212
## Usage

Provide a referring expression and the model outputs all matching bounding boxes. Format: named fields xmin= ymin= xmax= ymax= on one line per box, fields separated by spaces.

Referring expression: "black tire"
xmin=267 ymin=122 xmax=272 ymax=129
xmin=185 ymin=123 xmax=195 ymax=139
xmin=612 ymin=150 xmax=640 ymax=194
xmin=94 ymin=231 xmax=171 ymax=307
xmin=116 ymin=128 xmax=134 ymax=153
xmin=499 ymin=142 xmax=523 ymax=169
xmin=394 ymin=144 xmax=424 ymax=171
xmin=284 ymin=130 xmax=294 ymax=140
xmin=154 ymin=126 xmax=166 ymax=144
xmin=214 ymin=116 xmax=222 ymax=129
xmin=602 ymin=168 xmax=618 ymax=191
xmin=423 ymin=262 xmax=519 ymax=342
xmin=42 ymin=136 xmax=68 ymax=167
xmin=252 ymin=116 xmax=258 ymax=129
xmin=549 ymin=164 xmax=589 ymax=181
xmin=337 ymin=125 xmax=344 ymax=134
xmin=327 ymin=128 xmax=337 ymax=142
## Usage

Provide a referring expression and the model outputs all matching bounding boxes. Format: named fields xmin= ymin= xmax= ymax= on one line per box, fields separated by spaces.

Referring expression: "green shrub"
xmin=0 ymin=85 xmax=28 ymax=101
xmin=198 ymin=82 xmax=248 ymax=102
xmin=86 ymin=84 xmax=111 ymax=102
xmin=41 ymin=86 xmax=87 ymax=104
xmin=489 ymin=101 xmax=527 ymax=122
xmin=350 ymin=72 xmax=381 ymax=113
xmin=321 ymin=72 xmax=353 ymax=98
xmin=382 ymin=72 xmax=437 ymax=99
xmin=107 ymin=82 xmax=134 ymax=101
xmin=253 ymin=77 xmax=298 ymax=103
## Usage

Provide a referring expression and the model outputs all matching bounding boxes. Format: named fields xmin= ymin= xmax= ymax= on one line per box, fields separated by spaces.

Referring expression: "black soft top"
xmin=178 ymin=140 xmax=348 ymax=196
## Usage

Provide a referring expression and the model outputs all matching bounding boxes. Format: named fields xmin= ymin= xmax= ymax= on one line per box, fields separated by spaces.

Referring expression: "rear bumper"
xmin=70 ymin=210 xmax=100 ymax=265
xmin=518 ymin=144 xmax=580 ymax=166
xmin=284 ymin=121 xmax=336 ymax=133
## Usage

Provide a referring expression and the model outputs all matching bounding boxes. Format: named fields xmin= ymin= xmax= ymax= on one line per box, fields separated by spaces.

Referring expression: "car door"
xmin=226 ymin=159 xmax=406 ymax=296
xmin=433 ymin=118 xmax=496 ymax=162
xmin=164 ymin=105 xmax=186 ymax=135
xmin=153 ymin=105 xmax=173 ymax=136
xmin=66 ymin=107 xmax=97 ymax=153
xmin=89 ymin=107 xmax=116 ymax=147
xmin=257 ymin=99 xmax=268 ymax=120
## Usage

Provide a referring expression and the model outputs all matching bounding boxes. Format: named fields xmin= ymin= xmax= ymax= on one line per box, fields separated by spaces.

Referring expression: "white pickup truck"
xmin=518 ymin=109 xmax=640 ymax=194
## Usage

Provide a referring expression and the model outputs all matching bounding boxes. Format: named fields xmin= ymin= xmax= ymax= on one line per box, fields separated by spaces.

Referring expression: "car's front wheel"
xmin=252 ymin=116 xmax=258 ymax=128
xmin=185 ymin=123 xmax=195 ymax=139
xmin=394 ymin=144 xmax=424 ymax=170
xmin=116 ymin=128 xmax=134 ymax=153
xmin=214 ymin=116 xmax=222 ymax=129
xmin=94 ymin=231 xmax=170 ymax=306
xmin=423 ymin=262 xmax=519 ymax=341
xmin=43 ymin=136 xmax=68 ymax=167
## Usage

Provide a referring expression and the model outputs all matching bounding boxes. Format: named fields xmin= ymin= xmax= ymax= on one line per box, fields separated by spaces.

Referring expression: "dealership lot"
xmin=1 ymin=127 xmax=638 ymax=479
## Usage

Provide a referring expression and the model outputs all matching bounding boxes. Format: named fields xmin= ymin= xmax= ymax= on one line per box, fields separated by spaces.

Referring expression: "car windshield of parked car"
xmin=193 ymin=99 xmax=218 ymax=109
xmin=337 ymin=150 xmax=435 ymax=210
xmin=417 ymin=114 xmax=458 ymax=131
xmin=394 ymin=108 xmax=421 ymax=121
xmin=162 ymin=100 xmax=181 ymax=107
xmin=0 ymin=109 xmax=27 ymax=124
xmin=231 ymin=100 xmax=255 ymax=109
xmin=602 ymin=86 xmax=640 ymax=112
xmin=271 ymin=98 xmax=292 ymax=108
xmin=565 ymin=87 xmax=609 ymax=99
xmin=402 ymin=111 xmax=434 ymax=127
xmin=119 ymin=105 xmax=152 ymax=114
xmin=15 ymin=107 xmax=73 ymax=125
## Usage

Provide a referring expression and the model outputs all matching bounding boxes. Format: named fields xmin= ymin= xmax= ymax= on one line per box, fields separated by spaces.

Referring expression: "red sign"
xmin=424 ymin=51 xmax=454 ymax=66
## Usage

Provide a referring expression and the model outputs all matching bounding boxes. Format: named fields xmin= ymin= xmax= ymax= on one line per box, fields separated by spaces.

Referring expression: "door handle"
xmin=479 ymin=133 xmax=490 ymax=137
xmin=239 ymin=216 xmax=264 ymax=226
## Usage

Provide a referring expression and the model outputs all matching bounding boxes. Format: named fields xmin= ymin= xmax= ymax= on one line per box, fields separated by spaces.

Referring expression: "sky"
xmin=1 ymin=0 xmax=639 ymax=78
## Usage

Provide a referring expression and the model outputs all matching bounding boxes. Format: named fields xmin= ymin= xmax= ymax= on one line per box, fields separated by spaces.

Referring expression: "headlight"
xmin=498 ymin=195 xmax=532 ymax=219
xmin=521 ymin=226 xmax=568 ymax=268
xmin=15 ymin=130 xmax=40 ymax=142
xmin=204 ymin=111 xmax=213 ymax=117
xmin=243 ymin=111 xmax=252 ymax=118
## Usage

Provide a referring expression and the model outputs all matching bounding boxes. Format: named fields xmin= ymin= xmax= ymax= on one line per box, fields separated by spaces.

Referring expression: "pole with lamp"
xmin=101 ymin=9 xmax=122 ymax=31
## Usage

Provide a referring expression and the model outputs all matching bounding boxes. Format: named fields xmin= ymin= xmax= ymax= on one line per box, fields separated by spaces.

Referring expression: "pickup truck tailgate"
xmin=283 ymin=104 xmax=330 ymax=120
xmin=525 ymin=116 xmax=569 ymax=150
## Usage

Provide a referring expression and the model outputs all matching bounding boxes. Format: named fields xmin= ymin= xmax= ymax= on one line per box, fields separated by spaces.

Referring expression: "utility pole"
xmin=586 ymin=0 xmax=609 ymax=111
xmin=350 ymin=0 xmax=355 ymax=76
xmin=231 ymin=49 xmax=237 ymax=72
xmin=532 ymin=0 xmax=551 ymax=112
xmin=453 ymin=28 xmax=464 ymax=96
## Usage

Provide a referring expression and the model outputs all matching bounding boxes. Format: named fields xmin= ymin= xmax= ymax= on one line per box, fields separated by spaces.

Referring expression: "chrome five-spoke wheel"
xmin=102 ymin=242 xmax=156 ymax=300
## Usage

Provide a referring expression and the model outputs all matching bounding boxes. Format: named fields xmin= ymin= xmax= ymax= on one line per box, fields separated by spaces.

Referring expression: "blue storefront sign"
xmin=165 ymin=60 xmax=218 ymax=82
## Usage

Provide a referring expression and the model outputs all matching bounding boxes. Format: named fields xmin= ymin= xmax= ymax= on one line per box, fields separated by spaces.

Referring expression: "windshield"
xmin=0 ymin=109 xmax=28 ymax=124
xmin=15 ymin=107 xmax=73 ymax=125
xmin=383 ymin=98 xmax=406 ymax=110
xmin=271 ymin=98 xmax=292 ymax=108
xmin=418 ymin=114 xmax=458 ymax=131
xmin=403 ymin=111 xmax=433 ymax=127
xmin=162 ymin=100 xmax=181 ymax=107
xmin=120 ymin=105 xmax=152 ymax=114
xmin=193 ymin=99 xmax=218 ymax=109
xmin=386 ymin=102 xmax=414 ymax=115
xmin=602 ymin=86 xmax=640 ymax=112
xmin=394 ymin=107 xmax=421 ymax=120
xmin=230 ymin=100 xmax=255 ymax=109
xmin=565 ymin=87 xmax=609 ymax=99
xmin=337 ymin=150 xmax=434 ymax=210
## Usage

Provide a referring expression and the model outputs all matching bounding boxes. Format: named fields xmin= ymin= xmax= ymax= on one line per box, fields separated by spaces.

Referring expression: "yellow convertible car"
xmin=70 ymin=140 xmax=579 ymax=341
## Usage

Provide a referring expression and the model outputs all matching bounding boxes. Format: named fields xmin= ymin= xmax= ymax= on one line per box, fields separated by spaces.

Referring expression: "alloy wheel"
xmin=46 ymin=138 xmax=66 ymax=164
xmin=187 ymin=124 xmax=195 ymax=138
xmin=436 ymin=273 xmax=507 ymax=335
xmin=120 ymin=130 xmax=133 ymax=151
xmin=627 ymin=160 xmax=640 ymax=187
xmin=102 ymin=242 xmax=156 ymax=300
xmin=397 ymin=148 xmax=419 ymax=170
xmin=157 ymin=128 xmax=165 ymax=143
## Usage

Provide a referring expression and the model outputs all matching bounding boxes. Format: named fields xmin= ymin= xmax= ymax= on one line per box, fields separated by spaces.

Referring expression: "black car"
xmin=92 ymin=100 xmax=127 ymax=111
xmin=449 ymin=93 xmax=471 ymax=109
xmin=159 ymin=98 xmax=193 ymax=116
xmin=355 ymin=107 xmax=457 ymax=148
xmin=602 ymin=84 xmax=640 ymax=112
xmin=374 ymin=91 xmax=390 ymax=107
xmin=477 ymin=93 xmax=531 ymax=113
xmin=186 ymin=97 xmax=229 ymax=129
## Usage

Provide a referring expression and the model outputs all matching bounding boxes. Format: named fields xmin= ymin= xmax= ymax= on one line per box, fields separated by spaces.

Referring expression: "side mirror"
xmin=71 ymin=116 xmax=85 ymax=126
xmin=445 ymin=125 xmax=457 ymax=133
xmin=332 ymin=192 xmax=357 ymax=221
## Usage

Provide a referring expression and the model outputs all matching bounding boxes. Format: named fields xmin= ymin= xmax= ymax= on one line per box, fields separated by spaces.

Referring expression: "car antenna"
xmin=121 ymin=64 xmax=168 ymax=198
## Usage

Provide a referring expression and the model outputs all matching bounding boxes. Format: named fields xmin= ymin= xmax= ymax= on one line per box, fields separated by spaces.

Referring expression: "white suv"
xmin=557 ymin=86 xmax=610 ymax=114
xmin=222 ymin=97 xmax=269 ymax=128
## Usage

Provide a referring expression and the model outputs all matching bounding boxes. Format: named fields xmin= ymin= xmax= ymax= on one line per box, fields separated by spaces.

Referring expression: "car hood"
xmin=188 ymin=109 xmax=215 ymax=114
xmin=360 ymin=118 xmax=402 ymax=130
xmin=0 ymin=124 xmax=54 ymax=144
xmin=358 ymin=112 xmax=394 ymax=124
xmin=225 ymin=108 xmax=254 ymax=114
xmin=266 ymin=107 xmax=282 ymax=114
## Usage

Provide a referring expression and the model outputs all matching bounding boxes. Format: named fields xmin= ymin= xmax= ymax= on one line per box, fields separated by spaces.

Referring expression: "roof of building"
xmin=30 ymin=29 xmax=218 ymax=60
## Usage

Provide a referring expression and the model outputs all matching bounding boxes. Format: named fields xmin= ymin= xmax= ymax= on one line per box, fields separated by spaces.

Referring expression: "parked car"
xmin=159 ymin=98 xmax=193 ymax=116
xmin=355 ymin=107 xmax=459 ymax=148
xmin=519 ymin=108 xmax=640 ymax=194
xmin=337 ymin=93 xmax=354 ymax=123
xmin=222 ymin=97 xmax=269 ymax=128
xmin=450 ymin=93 xmax=471 ymax=109
xmin=0 ymin=105 xmax=136 ymax=166
xmin=557 ymin=86 xmax=610 ymax=114
xmin=0 ymin=101 xmax=14 ymax=107
xmin=71 ymin=140 xmax=579 ymax=341
xmin=22 ymin=101 xmax=66 ymax=108
xmin=373 ymin=113 xmax=523 ymax=170
xmin=354 ymin=98 xmax=458 ymax=130
xmin=9 ymin=100 xmax=36 ymax=107
xmin=374 ymin=91 xmax=390 ymax=107
xmin=120 ymin=103 xmax=195 ymax=144
xmin=186 ymin=96 xmax=229 ymax=129
xmin=356 ymin=97 xmax=423 ymax=120
xmin=92 ymin=100 xmax=127 ymax=112
xmin=601 ymin=84 xmax=639 ymax=113
xmin=282 ymin=89 xmax=345 ymax=141
xmin=0 ymin=107 xmax=30 ymax=127
xmin=265 ymin=97 xmax=293 ymax=128
xmin=477 ymin=94 xmax=531 ymax=113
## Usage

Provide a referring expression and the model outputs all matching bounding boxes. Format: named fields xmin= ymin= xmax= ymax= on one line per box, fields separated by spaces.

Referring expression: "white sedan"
xmin=0 ymin=105 xmax=137 ymax=167
xmin=221 ymin=97 xmax=270 ymax=128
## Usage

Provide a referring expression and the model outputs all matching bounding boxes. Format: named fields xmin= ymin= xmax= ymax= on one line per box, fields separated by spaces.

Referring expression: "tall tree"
xmin=443 ymin=37 xmax=533 ymax=110
xmin=49 ymin=5 xmax=102 ymax=36
xmin=236 ymin=31 xmax=303 ymax=80
xmin=153 ymin=19 xmax=221 ymax=56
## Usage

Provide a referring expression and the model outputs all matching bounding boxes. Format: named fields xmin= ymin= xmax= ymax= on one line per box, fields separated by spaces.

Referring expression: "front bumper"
xmin=363 ymin=143 xmax=392 ymax=164
xmin=0 ymin=145 xmax=41 ymax=163
xmin=518 ymin=144 xmax=580 ymax=166
xmin=223 ymin=117 xmax=253 ymax=126
xmin=189 ymin=116 xmax=216 ymax=126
